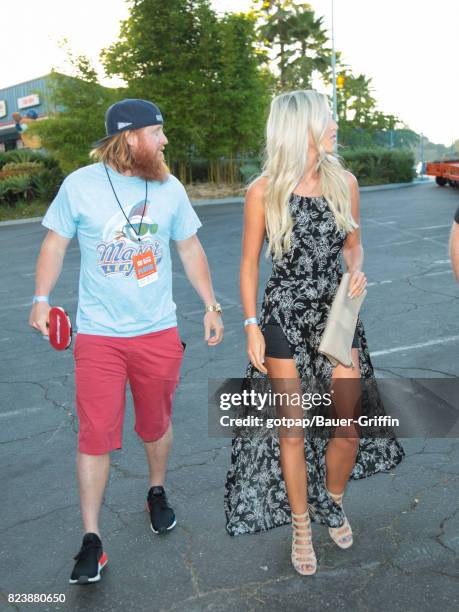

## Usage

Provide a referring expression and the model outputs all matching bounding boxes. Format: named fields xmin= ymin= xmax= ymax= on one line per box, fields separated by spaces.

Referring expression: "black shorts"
xmin=262 ymin=317 xmax=360 ymax=359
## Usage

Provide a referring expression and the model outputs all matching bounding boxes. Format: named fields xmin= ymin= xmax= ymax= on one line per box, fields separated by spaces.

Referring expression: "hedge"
xmin=0 ymin=150 xmax=64 ymax=207
xmin=340 ymin=147 xmax=415 ymax=186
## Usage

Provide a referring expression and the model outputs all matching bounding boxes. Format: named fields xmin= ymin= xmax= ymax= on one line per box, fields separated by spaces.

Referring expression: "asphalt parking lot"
xmin=1 ymin=180 xmax=458 ymax=611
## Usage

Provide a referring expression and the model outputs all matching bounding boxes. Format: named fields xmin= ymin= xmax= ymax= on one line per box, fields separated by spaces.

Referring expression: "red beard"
xmin=131 ymin=140 xmax=169 ymax=182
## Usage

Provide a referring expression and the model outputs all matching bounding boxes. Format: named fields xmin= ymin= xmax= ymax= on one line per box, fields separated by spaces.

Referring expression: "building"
xmin=0 ymin=74 xmax=55 ymax=151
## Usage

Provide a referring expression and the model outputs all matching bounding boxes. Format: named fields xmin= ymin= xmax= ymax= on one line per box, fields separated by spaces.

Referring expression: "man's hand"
xmin=204 ymin=311 xmax=224 ymax=346
xmin=29 ymin=302 xmax=51 ymax=336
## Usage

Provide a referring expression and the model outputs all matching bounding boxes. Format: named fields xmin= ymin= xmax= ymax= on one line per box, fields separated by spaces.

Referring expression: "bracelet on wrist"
xmin=244 ymin=317 xmax=258 ymax=328
xmin=32 ymin=295 xmax=49 ymax=304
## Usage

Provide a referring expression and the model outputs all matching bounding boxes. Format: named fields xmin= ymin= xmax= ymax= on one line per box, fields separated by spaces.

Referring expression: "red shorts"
xmin=74 ymin=327 xmax=184 ymax=455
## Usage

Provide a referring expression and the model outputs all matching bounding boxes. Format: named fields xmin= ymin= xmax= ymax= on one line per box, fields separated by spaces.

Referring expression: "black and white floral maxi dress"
xmin=224 ymin=193 xmax=405 ymax=536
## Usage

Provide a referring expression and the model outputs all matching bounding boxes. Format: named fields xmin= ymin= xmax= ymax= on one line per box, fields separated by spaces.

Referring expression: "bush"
xmin=0 ymin=175 xmax=35 ymax=205
xmin=340 ymin=147 xmax=415 ymax=185
xmin=31 ymin=167 xmax=63 ymax=201
xmin=0 ymin=150 xmax=64 ymax=207
xmin=0 ymin=161 xmax=43 ymax=180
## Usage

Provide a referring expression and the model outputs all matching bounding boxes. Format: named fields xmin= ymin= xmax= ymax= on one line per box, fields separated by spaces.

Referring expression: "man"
xmin=450 ymin=205 xmax=459 ymax=283
xmin=28 ymin=99 xmax=224 ymax=584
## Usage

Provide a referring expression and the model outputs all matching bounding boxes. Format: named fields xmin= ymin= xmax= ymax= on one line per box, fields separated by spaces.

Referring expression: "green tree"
xmin=200 ymin=12 xmax=272 ymax=182
xmin=335 ymin=70 xmax=378 ymax=125
xmin=252 ymin=0 xmax=331 ymax=90
xmin=284 ymin=6 xmax=332 ymax=89
xmin=29 ymin=57 xmax=122 ymax=173
xmin=102 ymin=0 xmax=270 ymax=182
xmin=102 ymin=0 xmax=223 ymax=180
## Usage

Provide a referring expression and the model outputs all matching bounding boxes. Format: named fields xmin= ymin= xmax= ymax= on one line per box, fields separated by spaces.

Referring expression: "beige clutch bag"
xmin=318 ymin=272 xmax=367 ymax=368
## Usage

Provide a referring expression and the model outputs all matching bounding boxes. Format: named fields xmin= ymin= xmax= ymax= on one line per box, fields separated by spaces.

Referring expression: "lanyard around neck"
xmin=104 ymin=163 xmax=148 ymax=243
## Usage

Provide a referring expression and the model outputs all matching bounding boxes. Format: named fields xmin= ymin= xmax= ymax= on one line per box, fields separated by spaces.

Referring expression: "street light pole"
xmin=420 ymin=132 xmax=424 ymax=180
xmin=331 ymin=0 xmax=338 ymax=146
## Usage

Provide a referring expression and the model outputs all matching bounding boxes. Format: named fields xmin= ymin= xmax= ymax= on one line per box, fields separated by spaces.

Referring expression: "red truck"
xmin=425 ymin=160 xmax=459 ymax=187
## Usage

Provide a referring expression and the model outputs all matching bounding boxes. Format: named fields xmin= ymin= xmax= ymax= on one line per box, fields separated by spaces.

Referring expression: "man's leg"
xmin=128 ymin=327 xmax=184 ymax=533
xmin=143 ymin=423 xmax=173 ymax=488
xmin=77 ymin=451 xmax=111 ymax=536
xmin=70 ymin=334 xmax=127 ymax=583
xmin=70 ymin=451 xmax=111 ymax=584
xmin=75 ymin=334 xmax=127 ymax=533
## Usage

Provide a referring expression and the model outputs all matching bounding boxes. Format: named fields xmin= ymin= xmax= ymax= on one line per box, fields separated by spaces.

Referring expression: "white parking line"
xmin=373 ymin=239 xmax=418 ymax=248
xmin=367 ymin=219 xmax=446 ymax=248
xmin=417 ymin=224 xmax=451 ymax=230
xmin=422 ymin=270 xmax=453 ymax=278
xmin=367 ymin=269 xmax=453 ymax=287
xmin=367 ymin=280 xmax=393 ymax=287
xmin=372 ymin=335 xmax=459 ymax=357
xmin=0 ymin=406 xmax=43 ymax=418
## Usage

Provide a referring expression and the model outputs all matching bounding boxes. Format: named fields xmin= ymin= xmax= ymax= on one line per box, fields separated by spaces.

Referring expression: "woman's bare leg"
xmin=265 ymin=356 xmax=307 ymax=513
xmin=265 ymin=356 xmax=317 ymax=573
xmin=324 ymin=348 xmax=360 ymax=548
xmin=325 ymin=348 xmax=361 ymax=494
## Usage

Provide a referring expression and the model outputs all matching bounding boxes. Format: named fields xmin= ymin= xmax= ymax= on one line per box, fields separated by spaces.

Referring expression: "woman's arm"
xmin=342 ymin=172 xmax=367 ymax=298
xmin=241 ymin=177 xmax=268 ymax=373
xmin=450 ymin=217 xmax=459 ymax=283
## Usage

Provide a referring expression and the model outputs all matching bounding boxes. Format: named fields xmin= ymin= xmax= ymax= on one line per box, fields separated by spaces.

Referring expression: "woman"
xmin=224 ymin=90 xmax=404 ymax=575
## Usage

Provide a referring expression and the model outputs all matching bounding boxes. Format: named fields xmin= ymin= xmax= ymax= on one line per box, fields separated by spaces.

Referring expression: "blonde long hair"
xmin=259 ymin=90 xmax=357 ymax=260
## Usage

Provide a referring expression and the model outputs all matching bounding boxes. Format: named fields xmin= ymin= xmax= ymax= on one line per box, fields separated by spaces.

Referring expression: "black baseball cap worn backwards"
xmin=94 ymin=98 xmax=164 ymax=146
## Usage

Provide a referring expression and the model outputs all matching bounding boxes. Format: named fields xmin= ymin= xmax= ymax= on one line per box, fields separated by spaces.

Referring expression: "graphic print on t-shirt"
xmin=96 ymin=200 xmax=163 ymax=277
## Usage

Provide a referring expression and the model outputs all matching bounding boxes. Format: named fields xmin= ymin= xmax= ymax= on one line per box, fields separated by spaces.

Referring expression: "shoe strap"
xmin=293 ymin=533 xmax=312 ymax=542
xmin=291 ymin=510 xmax=309 ymax=519
xmin=292 ymin=511 xmax=314 ymax=556
xmin=292 ymin=540 xmax=313 ymax=550
xmin=292 ymin=525 xmax=316 ymax=566
xmin=291 ymin=511 xmax=310 ymax=526
xmin=334 ymin=520 xmax=351 ymax=533
xmin=328 ymin=489 xmax=344 ymax=505
xmin=292 ymin=545 xmax=316 ymax=559
xmin=329 ymin=514 xmax=353 ymax=546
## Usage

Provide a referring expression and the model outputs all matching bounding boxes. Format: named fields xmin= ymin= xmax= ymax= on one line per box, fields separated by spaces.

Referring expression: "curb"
xmin=0 ymin=216 xmax=44 ymax=227
xmin=192 ymin=179 xmax=434 ymax=207
xmin=0 ymin=179 xmax=434 ymax=227
xmin=193 ymin=196 xmax=244 ymax=207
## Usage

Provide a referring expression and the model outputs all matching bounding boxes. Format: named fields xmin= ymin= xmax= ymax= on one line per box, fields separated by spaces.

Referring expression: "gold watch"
xmin=205 ymin=303 xmax=222 ymax=315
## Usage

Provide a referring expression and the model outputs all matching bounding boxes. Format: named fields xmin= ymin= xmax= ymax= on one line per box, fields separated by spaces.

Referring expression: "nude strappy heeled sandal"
xmin=291 ymin=510 xmax=317 ymax=575
xmin=328 ymin=490 xmax=353 ymax=549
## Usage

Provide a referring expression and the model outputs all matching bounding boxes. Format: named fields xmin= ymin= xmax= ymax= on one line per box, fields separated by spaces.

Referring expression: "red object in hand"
xmin=48 ymin=307 xmax=72 ymax=350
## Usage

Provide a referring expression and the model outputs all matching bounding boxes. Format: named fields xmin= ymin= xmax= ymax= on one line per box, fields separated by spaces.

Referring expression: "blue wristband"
xmin=244 ymin=317 xmax=258 ymax=327
xmin=32 ymin=295 xmax=49 ymax=304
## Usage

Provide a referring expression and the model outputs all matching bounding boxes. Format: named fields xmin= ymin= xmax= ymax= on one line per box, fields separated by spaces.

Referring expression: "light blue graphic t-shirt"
xmin=42 ymin=162 xmax=202 ymax=337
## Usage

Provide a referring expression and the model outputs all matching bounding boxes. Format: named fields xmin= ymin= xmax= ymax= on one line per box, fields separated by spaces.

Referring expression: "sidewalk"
xmin=192 ymin=178 xmax=433 ymax=207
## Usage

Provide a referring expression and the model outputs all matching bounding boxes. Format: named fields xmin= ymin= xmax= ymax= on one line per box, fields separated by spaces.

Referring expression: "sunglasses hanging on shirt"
xmin=104 ymin=164 xmax=159 ymax=287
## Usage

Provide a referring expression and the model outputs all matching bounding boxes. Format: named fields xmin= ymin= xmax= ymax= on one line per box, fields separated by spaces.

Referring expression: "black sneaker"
xmin=147 ymin=485 xmax=176 ymax=534
xmin=69 ymin=533 xmax=108 ymax=584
